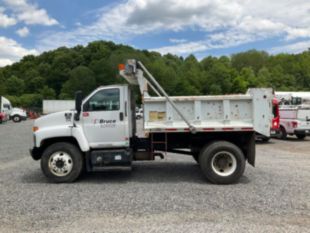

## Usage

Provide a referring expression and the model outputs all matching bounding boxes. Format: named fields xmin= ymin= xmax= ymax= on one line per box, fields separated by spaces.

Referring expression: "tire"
xmin=296 ymin=134 xmax=306 ymax=140
xmin=278 ymin=126 xmax=287 ymax=140
xmin=41 ymin=142 xmax=84 ymax=183
xmin=12 ymin=115 xmax=21 ymax=123
xmin=199 ymin=141 xmax=245 ymax=184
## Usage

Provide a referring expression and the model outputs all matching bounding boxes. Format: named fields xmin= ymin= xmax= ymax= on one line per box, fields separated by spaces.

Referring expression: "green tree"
xmin=6 ymin=76 xmax=25 ymax=96
xmin=61 ymin=66 xmax=96 ymax=98
xmin=41 ymin=86 xmax=56 ymax=99
xmin=0 ymin=70 xmax=6 ymax=96
xmin=232 ymin=50 xmax=269 ymax=73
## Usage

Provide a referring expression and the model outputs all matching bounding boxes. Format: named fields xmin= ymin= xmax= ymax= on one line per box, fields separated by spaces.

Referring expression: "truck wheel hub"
xmin=48 ymin=151 xmax=73 ymax=177
xmin=211 ymin=151 xmax=237 ymax=177
xmin=55 ymin=159 xmax=65 ymax=168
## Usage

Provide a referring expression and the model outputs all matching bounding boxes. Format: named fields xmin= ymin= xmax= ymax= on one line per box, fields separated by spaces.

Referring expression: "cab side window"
xmin=83 ymin=88 xmax=120 ymax=112
xmin=3 ymin=104 xmax=11 ymax=110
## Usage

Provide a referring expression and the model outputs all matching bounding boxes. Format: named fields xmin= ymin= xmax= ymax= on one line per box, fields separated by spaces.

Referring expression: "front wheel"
xmin=12 ymin=115 xmax=21 ymax=122
xmin=41 ymin=142 xmax=84 ymax=183
xmin=199 ymin=141 xmax=245 ymax=184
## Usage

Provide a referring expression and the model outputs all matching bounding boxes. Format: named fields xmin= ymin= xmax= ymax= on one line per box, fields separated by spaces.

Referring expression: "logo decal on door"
xmin=93 ymin=119 xmax=117 ymax=128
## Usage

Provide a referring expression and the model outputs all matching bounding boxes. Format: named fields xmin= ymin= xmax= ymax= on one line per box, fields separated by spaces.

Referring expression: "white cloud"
xmin=16 ymin=26 xmax=29 ymax=37
xmin=154 ymin=41 xmax=208 ymax=55
xmin=0 ymin=36 xmax=37 ymax=67
xmin=33 ymin=0 xmax=310 ymax=55
xmin=169 ymin=38 xmax=187 ymax=44
xmin=3 ymin=0 xmax=58 ymax=26
xmin=0 ymin=58 xmax=14 ymax=67
xmin=270 ymin=40 xmax=310 ymax=54
xmin=0 ymin=7 xmax=16 ymax=27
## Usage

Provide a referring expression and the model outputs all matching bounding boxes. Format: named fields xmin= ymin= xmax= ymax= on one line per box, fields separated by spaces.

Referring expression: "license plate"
xmin=270 ymin=130 xmax=275 ymax=134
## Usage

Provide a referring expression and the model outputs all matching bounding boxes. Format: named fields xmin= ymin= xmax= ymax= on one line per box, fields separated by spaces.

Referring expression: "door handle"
xmin=119 ymin=112 xmax=124 ymax=121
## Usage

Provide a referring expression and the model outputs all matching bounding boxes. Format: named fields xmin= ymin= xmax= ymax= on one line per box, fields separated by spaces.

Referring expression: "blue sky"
xmin=0 ymin=0 xmax=310 ymax=66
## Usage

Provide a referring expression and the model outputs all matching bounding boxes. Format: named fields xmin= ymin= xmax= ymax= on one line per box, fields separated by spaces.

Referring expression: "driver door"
xmin=81 ymin=87 xmax=129 ymax=148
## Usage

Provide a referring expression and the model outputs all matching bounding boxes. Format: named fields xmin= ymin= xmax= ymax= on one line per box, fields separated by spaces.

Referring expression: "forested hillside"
xmin=0 ymin=41 xmax=310 ymax=108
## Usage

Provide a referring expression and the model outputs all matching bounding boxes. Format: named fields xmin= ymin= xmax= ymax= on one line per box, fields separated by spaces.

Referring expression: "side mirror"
xmin=74 ymin=91 xmax=83 ymax=121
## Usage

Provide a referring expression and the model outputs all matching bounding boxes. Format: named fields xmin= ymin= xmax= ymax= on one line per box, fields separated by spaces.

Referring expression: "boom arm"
xmin=119 ymin=60 xmax=196 ymax=133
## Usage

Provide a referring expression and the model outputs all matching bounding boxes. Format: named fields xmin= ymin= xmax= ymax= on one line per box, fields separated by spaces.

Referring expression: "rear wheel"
xmin=278 ymin=126 xmax=287 ymax=140
xmin=296 ymin=133 xmax=306 ymax=140
xmin=41 ymin=142 xmax=83 ymax=183
xmin=199 ymin=141 xmax=245 ymax=184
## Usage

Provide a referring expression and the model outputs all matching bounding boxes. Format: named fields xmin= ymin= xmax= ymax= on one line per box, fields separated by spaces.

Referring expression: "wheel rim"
xmin=211 ymin=151 xmax=237 ymax=177
xmin=48 ymin=151 xmax=73 ymax=177
xmin=14 ymin=116 xmax=19 ymax=121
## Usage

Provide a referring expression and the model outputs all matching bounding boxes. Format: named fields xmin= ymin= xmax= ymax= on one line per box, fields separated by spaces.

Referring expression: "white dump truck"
xmin=30 ymin=60 xmax=273 ymax=184
xmin=278 ymin=105 xmax=310 ymax=139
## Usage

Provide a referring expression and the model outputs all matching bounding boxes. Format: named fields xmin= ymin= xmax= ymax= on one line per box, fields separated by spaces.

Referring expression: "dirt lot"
xmin=0 ymin=120 xmax=309 ymax=233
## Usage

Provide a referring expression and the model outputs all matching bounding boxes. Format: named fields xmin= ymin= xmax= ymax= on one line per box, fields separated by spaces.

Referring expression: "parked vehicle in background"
xmin=0 ymin=96 xmax=11 ymax=123
xmin=43 ymin=100 xmax=75 ymax=114
xmin=275 ymin=92 xmax=310 ymax=106
xmin=278 ymin=105 xmax=310 ymax=140
xmin=135 ymin=108 xmax=143 ymax=119
xmin=1 ymin=96 xmax=27 ymax=123
xmin=0 ymin=112 xmax=7 ymax=124
xmin=257 ymin=98 xmax=280 ymax=142
xmin=10 ymin=108 xmax=27 ymax=122
xmin=1 ymin=96 xmax=11 ymax=116
xmin=30 ymin=60 xmax=273 ymax=184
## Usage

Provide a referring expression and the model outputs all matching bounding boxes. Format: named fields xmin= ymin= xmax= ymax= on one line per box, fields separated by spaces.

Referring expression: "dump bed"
xmin=119 ymin=60 xmax=273 ymax=137
xmin=143 ymin=89 xmax=273 ymax=136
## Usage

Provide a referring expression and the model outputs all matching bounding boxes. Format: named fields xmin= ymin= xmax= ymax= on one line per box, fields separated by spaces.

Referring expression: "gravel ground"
xmin=0 ymin=120 xmax=309 ymax=233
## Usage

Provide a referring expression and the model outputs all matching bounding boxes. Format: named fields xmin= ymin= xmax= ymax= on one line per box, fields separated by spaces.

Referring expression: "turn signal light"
xmin=32 ymin=126 xmax=39 ymax=132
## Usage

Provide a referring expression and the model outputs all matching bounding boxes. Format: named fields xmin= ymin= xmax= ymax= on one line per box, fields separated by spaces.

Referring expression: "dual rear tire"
xmin=198 ymin=141 xmax=245 ymax=184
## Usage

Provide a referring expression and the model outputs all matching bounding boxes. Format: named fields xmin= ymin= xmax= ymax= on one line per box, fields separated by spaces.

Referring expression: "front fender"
xmin=35 ymin=125 xmax=90 ymax=152
xmin=35 ymin=126 xmax=72 ymax=147
xmin=72 ymin=125 xmax=89 ymax=152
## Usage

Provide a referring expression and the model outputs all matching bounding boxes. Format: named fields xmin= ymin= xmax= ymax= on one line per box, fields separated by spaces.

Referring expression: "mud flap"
xmin=246 ymin=132 xmax=256 ymax=167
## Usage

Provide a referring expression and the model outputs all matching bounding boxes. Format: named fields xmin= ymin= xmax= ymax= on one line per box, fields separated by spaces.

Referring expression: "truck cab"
xmin=32 ymin=83 xmax=140 ymax=177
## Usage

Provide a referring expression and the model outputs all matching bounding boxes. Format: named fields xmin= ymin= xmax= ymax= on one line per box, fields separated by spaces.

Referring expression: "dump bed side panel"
xmin=144 ymin=89 xmax=273 ymax=136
